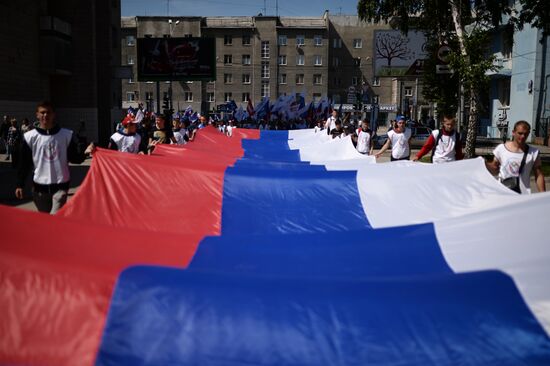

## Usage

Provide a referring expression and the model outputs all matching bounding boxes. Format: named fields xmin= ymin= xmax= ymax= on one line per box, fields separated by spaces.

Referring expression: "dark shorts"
xmin=391 ymin=155 xmax=410 ymax=161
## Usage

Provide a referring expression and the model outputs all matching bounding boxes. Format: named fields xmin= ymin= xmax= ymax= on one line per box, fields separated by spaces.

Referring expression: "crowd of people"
xmin=4 ymin=102 xmax=546 ymax=215
xmin=319 ymin=111 xmax=545 ymax=194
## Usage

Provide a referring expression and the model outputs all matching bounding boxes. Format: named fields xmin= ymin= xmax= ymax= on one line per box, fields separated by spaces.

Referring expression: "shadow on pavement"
xmin=0 ymin=156 xmax=91 ymax=207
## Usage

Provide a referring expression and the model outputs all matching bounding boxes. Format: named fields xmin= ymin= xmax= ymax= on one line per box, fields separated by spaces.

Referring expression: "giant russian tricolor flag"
xmin=1 ymin=126 xmax=550 ymax=365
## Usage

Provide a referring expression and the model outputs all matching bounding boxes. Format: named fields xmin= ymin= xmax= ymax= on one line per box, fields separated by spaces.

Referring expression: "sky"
xmin=122 ymin=0 xmax=359 ymax=17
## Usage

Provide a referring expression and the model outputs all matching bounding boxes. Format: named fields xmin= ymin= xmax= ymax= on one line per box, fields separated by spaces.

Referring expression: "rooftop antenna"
xmin=167 ymin=0 xmax=170 ymax=16
xmin=338 ymin=6 xmax=342 ymax=15
xmin=263 ymin=0 xmax=267 ymax=15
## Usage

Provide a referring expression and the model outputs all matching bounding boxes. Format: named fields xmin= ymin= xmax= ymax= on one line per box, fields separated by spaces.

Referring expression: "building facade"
xmin=487 ymin=22 xmax=550 ymax=143
xmin=0 ymin=0 xmax=123 ymax=144
xmin=121 ymin=13 xmax=428 ymax=126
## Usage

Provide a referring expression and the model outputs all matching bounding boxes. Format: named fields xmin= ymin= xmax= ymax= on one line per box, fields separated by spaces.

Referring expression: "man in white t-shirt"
xmin=412 ymin=115 xmax=463 ymax=163
xmin=325 ymin=110 xmax=338 ymax=134
xmin=486 ymin=120 xmax=545 ymax=194
xmin=375 ymin=116 xmax=412 ymax=161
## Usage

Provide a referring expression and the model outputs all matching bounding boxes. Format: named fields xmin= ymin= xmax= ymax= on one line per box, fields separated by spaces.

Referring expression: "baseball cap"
xmin=121 ymin=115 xmax=138 ymax=127
xmin=397 ymin=115 xmax=406 ymax=121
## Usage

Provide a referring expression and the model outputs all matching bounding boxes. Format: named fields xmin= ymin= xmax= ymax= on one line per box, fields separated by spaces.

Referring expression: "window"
xmin=353 ymin=38 xmax=363 ymax=48
xmin=313 ymin=74 xmax=322 ymax=85
xmin=279 ymin=74 xmax=287 ymax=84
xmin=373 ymin=77 xmax=380 ymax=86
xmin=278 ymin=55 xmax=287 ymax=65
xmin=128 ymin=78 xmax=134 ymax=84
xmin=184 ymin=92 xmax=193 ymax=101
xmin=224 ymin=92 xmax=232 ymax=102
xmin=354 ymin=58 xmax=361 ymax=67
xmin=242 ymin=35 xmax=251 ymax=45
xmin=313 ymin=93 xmax=322 ymax=102
xmin=126 ymin=92 xmax=135 ymax=101
xmin=333 ymin=38 xmax=342 ymax=48
xmin=332 ymin=57 xmax=340 ymax=67
xmin=498 ymin=78 xmax=510 ymax=106
xmin=224 ymin=73 xmax=233 ymax=84
xmin=145 ymin=92 xmax=153 ymax=100
xmin=502 ymin=31 xmax=514 ymax=59
xmin=242 ymin=92 xmax=250 ymax=102
xmin=242 ymin=73 xmax=251 ymax=84
xmin=242 ymin=54 xmax=251 ymax=65
xmin=314 ymin=55 xmax=322 ymax=66
xmin=263 ymin=64 xmax=272 ymax=80
xmin=352 ymin=77 xmax=358 ymax=86
xmin=296 ymin=54 xmax=305 ymax=66
xmin=295 ymin=74 xmax=304 ymax=84
xmin=224 ymin=54 xmax=232 ymax=64
xmin=314 ymin=35 xmax=322 ymax=46
xmin=207 ymin=92 xmax=215 ymax=102
xmin=296 ymin=35 xmax=305 ymax=46
xmin=278 ymin=35 xmax=287 ymax=46
xmin=126 ymin=35 xmax=135 ymax=46
xmin=404 ymin=86 xmax=413 ymax=96
xmin=261 ymin=41 xmax=269 ymax=58
xmin=224 ymin=35 xmax=232 ymax=45
xmin=127 ymin=54 xmax=134 ymax=65
xmin=261 ymin=81 xmax=270 ymax=98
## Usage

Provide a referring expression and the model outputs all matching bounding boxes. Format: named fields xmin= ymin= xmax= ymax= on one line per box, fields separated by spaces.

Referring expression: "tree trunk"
xmin=464 ymin=86 xmax=479 ymax=158
xmin=450 ymin=1 xmax=478 ymax=158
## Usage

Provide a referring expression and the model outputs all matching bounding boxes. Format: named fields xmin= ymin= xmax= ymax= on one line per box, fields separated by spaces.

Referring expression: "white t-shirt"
xmin=493 ymin=143 xmax=539 ymax=194
xmin=172 ymin=130 xmax=187 ymax=145
xmin=110 ymin=131 xmax=141 ymax=153
xmin=432 ymin=130 xmax=458 ymax=164
xmin=325 ymin=116 xmax=337 ymax=131
xmin=24 ymin=128 xmax=73 ymax=185
xmin=356 ymin=129 xmax=372 ymax=154
xmin=226 ymin=125 xmax=235 ymax=137
xmin=387 ymin=128 xmax=412 ymax=159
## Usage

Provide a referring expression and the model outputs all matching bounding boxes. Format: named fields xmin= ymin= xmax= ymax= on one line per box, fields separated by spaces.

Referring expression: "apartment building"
xmin=121 ymin=13 xmax=429 ymax=125
xmin=0 ymin=0 xmax=122 ymax=144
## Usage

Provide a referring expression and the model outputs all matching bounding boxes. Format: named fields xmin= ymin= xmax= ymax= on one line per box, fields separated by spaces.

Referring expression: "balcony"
xmin=486 ymin=55 xmax=512 ymax=78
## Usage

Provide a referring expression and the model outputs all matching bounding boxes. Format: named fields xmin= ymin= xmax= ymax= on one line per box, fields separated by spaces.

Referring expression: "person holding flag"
xmin=375 ymin=115 xmax=412 ymax=161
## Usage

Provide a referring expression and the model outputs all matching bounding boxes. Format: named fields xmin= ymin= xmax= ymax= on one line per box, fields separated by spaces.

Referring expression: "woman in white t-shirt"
xmin=486 ymin=120 xmax=545 ymax=194
xmin=375 ymin=117 xmax=412 ymax=161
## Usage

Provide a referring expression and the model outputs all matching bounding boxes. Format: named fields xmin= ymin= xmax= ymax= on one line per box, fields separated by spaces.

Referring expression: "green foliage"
xmin=447 ymin=30 xmax=498 ymax=92
xmin=421 ymin=36 xmax=460 ymax=117
xmin=378 ymin=67 xmax=408 ymax=76
xmin=357 ymin=0 xmax=502 ymax=118
xmin=510 ymin=0 xmax=550 ymax=38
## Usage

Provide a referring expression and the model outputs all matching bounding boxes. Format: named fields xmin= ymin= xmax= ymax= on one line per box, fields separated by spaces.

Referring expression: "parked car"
xmin=410 ymin=126 xmax=432 ymax=147
xmin=373 ymin=133 xmax=388 ymax=149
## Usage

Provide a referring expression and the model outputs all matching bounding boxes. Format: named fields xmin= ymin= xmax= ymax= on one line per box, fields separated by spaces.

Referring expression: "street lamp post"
xmin=167 ymin=19 xmax=180 ymax=113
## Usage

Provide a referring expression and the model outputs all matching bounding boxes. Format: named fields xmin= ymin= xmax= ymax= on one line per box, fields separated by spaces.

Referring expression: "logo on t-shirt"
xmin=43 ymin=142 xmax=59 ymax=162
